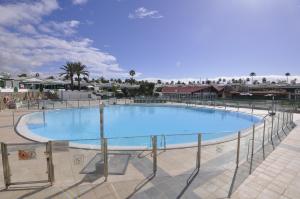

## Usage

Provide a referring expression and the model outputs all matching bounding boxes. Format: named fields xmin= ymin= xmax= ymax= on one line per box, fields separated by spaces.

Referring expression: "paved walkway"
xmin=232 ymin=114 xmax=300 ymax=199
xmin=0 ymin=105 xmax=299 ymax=198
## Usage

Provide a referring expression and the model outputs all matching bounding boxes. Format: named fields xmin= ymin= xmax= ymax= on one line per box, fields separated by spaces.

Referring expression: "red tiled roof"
xmin=161 ymin=85 xmax=211 ymax=94
xmin=212 ymin=85 xmax=225 ymax=92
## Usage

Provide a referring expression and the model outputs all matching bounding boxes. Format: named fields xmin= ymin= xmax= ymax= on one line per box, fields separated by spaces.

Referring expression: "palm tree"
xmin=249 ymin=72 xmax=256 ymax=84
xmin=262 ymin=77 xmax=267 ymax=83
xmin=18 ymin=73 xmax=27 ymax=78
xmin=60 ymin=62 xmax=76 ymax=90
xmin=129 ymin=70 xmax=136 ymax=85
xmin=285 ymin=72 xmax=290 ymax=83
xmin=74 ymin=62 xmax=89 ymax=91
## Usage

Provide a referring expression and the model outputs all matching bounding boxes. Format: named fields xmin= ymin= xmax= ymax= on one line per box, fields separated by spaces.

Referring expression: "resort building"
xmin=161 ymin=85 xmax=226 ymax=99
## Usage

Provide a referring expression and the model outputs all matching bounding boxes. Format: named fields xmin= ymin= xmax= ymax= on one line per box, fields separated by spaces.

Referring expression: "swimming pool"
xmin=18 ymin=105 xmax=261 ymax=148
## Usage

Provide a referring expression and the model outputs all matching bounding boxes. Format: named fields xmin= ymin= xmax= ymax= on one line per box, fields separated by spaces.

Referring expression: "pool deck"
xmin=0 ymin=104 xmax=299 ymax=199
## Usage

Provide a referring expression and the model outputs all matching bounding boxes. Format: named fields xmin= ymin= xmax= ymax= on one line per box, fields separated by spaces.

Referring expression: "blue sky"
xmin=0 ymin=0 xmax=300 ymax=80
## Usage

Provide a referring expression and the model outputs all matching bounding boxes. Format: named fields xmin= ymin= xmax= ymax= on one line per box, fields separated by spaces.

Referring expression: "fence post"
xmin=46 ymin=141 xmax=55 ymax=184
xmin=100 ymin=104 xmax=104 ymax=152
xmin=270 ymin=113 xmax=275 ymax=149
xmin=65 ymin=100 xmax=68 ymax=108
xmin=262 ymin=120 xmax=266 ymax=160
xmin=276 ymin=113 xmax=281 ymax=141
xmin=37 ymin=100 xmax=40 ymax=109
xmin=152 ymin=136 xmax=157 ymax=175
xmin=1 ymin=143 xmax=11 ymax=189
xmin=77 ymin=100 xmax=79 ymax=108
xmin=249 ymin=125 xmax=255 ymax=174
xmin=43 ymin=110 xmax=46 ymax=127
xmin=27 ymin=100 xmax=30 ymax=110
xmin=236 ymin=131 xmax=241 ymax=167
xmin=196 ymin=133 xmax=202 ymax=170
xmin=251 ymin=104 xmax=254 ymax=114
xmin=103 ymin=138 xmax=108 ymax=182
xmin=89 ymin=99 xmax=91 ymax=107
xmin=12 ymin=111 xmax=15 ymax=127
xmin=282 ymin=112 xmax=287 ymax=135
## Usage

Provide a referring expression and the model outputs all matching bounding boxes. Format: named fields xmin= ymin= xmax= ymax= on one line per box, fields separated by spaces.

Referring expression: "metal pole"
xmin=249 ymin=125 xmax=255 ymax=174
xmin=1 ymin=143 xmax=11 ymax=189
xmin=12 ymin=111 xmax=15 ymax=127
xmin=270 ymin=114 xmax=275 ymax=149
xmin=43 ymin=110 xmax=46 ymax=127
xmin=152 ymin=136 xmax=157 ymax=175
xmin=282 ymin=112 xmax=287 ymax=135
xmin=236 ymin=131 xmax=241 ymax=167
xmin=27 ymin=100 xmax=30 ymax=110
xmin=276 ymin=113 xmax=281 ymax=141
xmin=262 ymin=120 xmax=266 ymax=160
xmin=251 ymin=104 xmax=254 ymax=114
xmin=103 ymin=138 xmax=108 ymax=182
xmin=77 ymin=100 xmax=79 ymax=108
xmin=37 ymin=100 xmax=40 ymax=109
xmin=196 ymin=133 xmax=202 ymax=170
xmin=46 ymin=141 xmax=55 ymax=184
xmin=89 ymin=99 xmax=91 ymax=107
xmin=100 ymin=104 xmax=104 ymax=152
xmin=65 ymin=100 xmax=68 ymax=108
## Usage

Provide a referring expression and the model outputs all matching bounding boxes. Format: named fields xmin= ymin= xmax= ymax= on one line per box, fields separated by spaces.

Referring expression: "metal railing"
xmin=0 ymin=99 xmax=297 ymax=198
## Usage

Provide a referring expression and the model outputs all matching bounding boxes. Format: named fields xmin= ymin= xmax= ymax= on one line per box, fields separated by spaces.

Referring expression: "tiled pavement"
xmin=0 ymin=106 xmax=299 ymax=198
xmin=232 ymin=116 xmax=300 ymax=199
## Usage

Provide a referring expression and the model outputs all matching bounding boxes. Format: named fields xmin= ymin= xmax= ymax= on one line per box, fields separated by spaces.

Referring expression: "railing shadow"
xmin=176 ymin=168 xmax=199 ymax=199
xmin=126 ymin=173 xmax=156 ymax=199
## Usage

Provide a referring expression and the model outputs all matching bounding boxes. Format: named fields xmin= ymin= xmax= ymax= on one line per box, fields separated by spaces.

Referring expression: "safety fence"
xmin=0 ymin=107 xmax=296 ymax=198
xmin=134 ymin=96 xmax=300 ymax=113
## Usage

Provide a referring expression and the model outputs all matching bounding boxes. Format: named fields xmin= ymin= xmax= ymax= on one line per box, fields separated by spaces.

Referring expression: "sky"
xmin=0 ymin=0 xmax=300 ymax=80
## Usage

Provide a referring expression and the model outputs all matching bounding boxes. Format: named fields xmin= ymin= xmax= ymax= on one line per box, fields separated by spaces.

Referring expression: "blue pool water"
xmin=25 ymin=105 xmax=261 ymax=147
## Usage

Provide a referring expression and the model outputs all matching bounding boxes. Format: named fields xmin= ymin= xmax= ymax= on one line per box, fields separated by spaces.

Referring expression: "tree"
xmin=262 ymin=77 xmax=267 ymax=83
xmin=18 ymin=73 xmax=27 ymax=77
xmin=74 ymin=62 xmax=89 ymax=91
xmin=60 ymin=62 xmax=76 ymax=90
xmin=249 ymin=72 xmax=256 ymax=84
xmin=157 ymin=80 xmax=162 ymax=84
xmin=46 ymin=76 xmax=55 ymax=79
xmin=129 ymin=70 xmax=136 ymax=85
xmin=35 ymin=73 xmax=40 ymax=77
xmin=285 ymin=72 xmax=290 ymax=83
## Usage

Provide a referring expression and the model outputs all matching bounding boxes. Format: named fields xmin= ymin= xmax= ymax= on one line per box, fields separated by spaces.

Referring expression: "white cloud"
xmin=39 ymin=20 xmax=80 ymax=36
xmin=140 ymin=75 xmax=300 ymax=84
xmin=0 ymin=0 xmax=127 ymax=78
xmin=72 ymin=0 xmax=88 ymax=5
xmin=0 ymin=0 xmax=59 ymax=26
xmin=18 ymin=24 xmax=38 ymax=34
xmin=129 ymin=7 xmax=163 ymax=19
xmin=176 ymin=61 xmax=182 ymax=67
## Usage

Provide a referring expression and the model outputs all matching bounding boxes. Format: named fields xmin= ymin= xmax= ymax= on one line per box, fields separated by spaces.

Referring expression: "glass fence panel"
xmin=51 ymin=139 xmax=103 ymax=187
xmin=196 ymin=135 xmax=238 ymax=198
xmin=106 ymin=138 xmax=154 ymax=198
xmin=156 ymin=134 xmax=198 ymax=177
xmin=0 ymin=147 xmax=4 ymax=189
xmin=6 ymin=143 xmax=48 ymax=184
